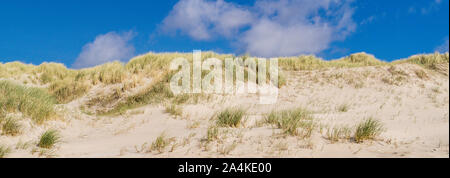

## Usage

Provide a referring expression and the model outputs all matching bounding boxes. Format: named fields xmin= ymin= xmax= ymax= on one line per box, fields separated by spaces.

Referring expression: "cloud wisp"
xmin=72 ymin=31 xmax=135 ymax=69
xmin=161 ymin=0 xmax=357 ymax=57
xmin=435 ymin=38 xmax=449 ymax=53
xmin=409 ymin=0 xmax=444 ymax=15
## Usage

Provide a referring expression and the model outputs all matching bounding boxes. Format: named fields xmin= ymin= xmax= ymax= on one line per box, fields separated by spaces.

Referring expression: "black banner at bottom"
xmin=0 ymin=158 xmax=448 ymax=177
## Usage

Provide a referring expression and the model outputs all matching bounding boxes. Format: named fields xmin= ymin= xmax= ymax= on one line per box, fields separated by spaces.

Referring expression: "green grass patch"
xmin=37 ymin=129 xmax=60 ymax=149
xmin=0 ymin=81 xmax=56 ymax=124
xmin=354 ymin=118 xmax=384 ymax=143
xmin=215 ymin=108 xmax=246 ymax=128
xmin=265 ymin=108 xmax=314 ymax=137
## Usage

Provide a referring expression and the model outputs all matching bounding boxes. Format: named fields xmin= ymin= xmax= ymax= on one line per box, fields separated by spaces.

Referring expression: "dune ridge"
xmin=0 ymin=52 xmax=448 ymax=158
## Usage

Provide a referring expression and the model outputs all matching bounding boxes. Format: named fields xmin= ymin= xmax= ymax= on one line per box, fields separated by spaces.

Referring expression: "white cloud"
xmin=161 ymin=0 xmax=253 ymax=40
xmin=435 ymin=38 xmax=449 ymax=53
xmin=242 ymin=19 xmax=333 ymax=57
xmin=72 ymin=31 xmax=135 ymax=68
xmin=161 ymin=0 xmax=357 ymax=57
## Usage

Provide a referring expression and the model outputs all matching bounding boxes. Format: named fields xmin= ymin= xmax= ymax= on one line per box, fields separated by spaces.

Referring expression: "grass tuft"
xmin=337 ymin=104 xmax=350 ymax=112
xmin=150 ymin=133 xmax=169 ymax=153
xmin=354 ymin=118 xmax=384 ymax=143
xmin=206 ymin=126 xmax=219 ymax=142
xmin=265 ymin=108 xmax=314 ymax=137
xmin=414 ymin=69 xmax=428 ymax=79
xmin=0 ymin=145 xmax=11 ymax=158
xmin=326 ymin=126 xmax=352 ymax=143
xmin=215 ymin=108 xmax=246 ymax=127
xmin=1 ymin=117 xmax=22 ymax=136
xmin=431 ymin=87 xmax=441 ymax=93
xmin=165 ymin=104 xmax=183 ymax=117
xmin=37 ymin=130 xmax=60 ymax=149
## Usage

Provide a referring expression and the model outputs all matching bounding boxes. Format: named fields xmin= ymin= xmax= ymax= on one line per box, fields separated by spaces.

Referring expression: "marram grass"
xmin=1 ymin=116 xmax=22 ymax=136
xmin=1 ymin=51 xmax=448 ymax=115
xmin=0 ymin=81 xmax=56 ymax=124
xmin=265 ymin=108 xmax=314 ymax=137
xmin=215 ymin=108 xmax=246 ymax=128
xmin=37 ymin=129 xmax=60 ymax=149
xmin=394 ymin=52 xmax=449 ymax=69
xmin=278 ymin=52 xmax=386 ymax=70
xmin=354 ymin=118 xmax=384 ymax=143
xmin=150 ymin=133 xmax=169 ymax=153
xmin=0 ymin=144 xmax=11 ymax=158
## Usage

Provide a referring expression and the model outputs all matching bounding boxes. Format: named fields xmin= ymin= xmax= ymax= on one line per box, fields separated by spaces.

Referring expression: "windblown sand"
xmin=1 ymin=63 xmax=449 ymax=158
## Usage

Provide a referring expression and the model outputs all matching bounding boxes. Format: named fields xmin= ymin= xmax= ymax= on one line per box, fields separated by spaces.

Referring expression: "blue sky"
xmin=0 ymin=0 xmax=448 ymax=68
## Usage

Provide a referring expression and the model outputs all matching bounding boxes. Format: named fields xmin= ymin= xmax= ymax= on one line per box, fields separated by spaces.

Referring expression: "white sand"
xmin=1 ymin=63 xmax=448 ymax=158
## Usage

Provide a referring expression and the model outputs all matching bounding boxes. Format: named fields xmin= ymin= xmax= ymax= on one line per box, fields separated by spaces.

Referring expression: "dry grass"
xmin=104 ymin=73 xmax=175 ymax=115
xmin=165 ymin=104 xmax=183 ymax=117
xmin=326 ymin=126 xmax=352 ymax=143
xmin=81 ymin=61 xmax=128 ymax=85
xmin=206 ymin=126 xmax=219 ymax=143
xmin=35 ymin=63 xmax=74 ymax=84
xmin=1 ymin=116 xmax=22 ymax=136
xmin=150 ymin=133 xmax=169 ymax=153
xmin=387 ymin=66 xmax=408 ymax=76
xmin=218 ymin=142 xmax=238 ymax=155
xmin=15 ymin=140 xmax=32 ymax=150
xmin=431 ymin=87 xmax=441 ymax=94
xmin=337 ymin=103 xmax=350 ymax=112
xmin=278 ymin=52 xmax=386 ymax=70
xmin=0 ymin=62 xmax=35 ymax=79
xmin=0 ymin=144 xmax=11 ymax=158
xmin=172 ymin=94 xmax=191 ymax=105
xmin=1 ymin=52 xmax=447 ymax=81
xmin=0 ymin=81 xmax=56 ymax=124
xmin=48 ymin=79 xmax=89 ymax=103
xmin=395 ymin=52 xmax=449 ymax=70
xmin=382 ymin=75 xmax=406 ymax=86
xmin=1 ymin=51 xmax=448 ymax=116
xmin=414 ymin=69 xmax=428 ymax=79
xmin=187 ymin=120 xmax=201 ymax=129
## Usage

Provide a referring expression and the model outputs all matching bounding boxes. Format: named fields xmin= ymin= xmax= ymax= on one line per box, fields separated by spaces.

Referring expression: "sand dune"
xmin=0 ymin=54 xmax=449 ymax=158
